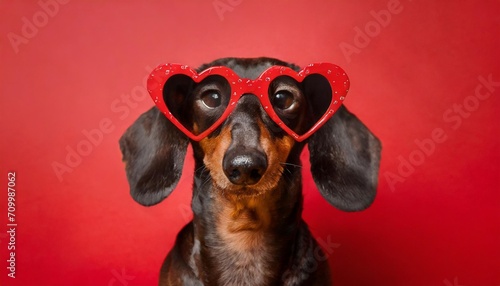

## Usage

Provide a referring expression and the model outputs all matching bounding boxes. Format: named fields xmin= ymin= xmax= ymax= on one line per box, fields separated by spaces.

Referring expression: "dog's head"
xmin=119 ymin=57 xmax=381 ymax=211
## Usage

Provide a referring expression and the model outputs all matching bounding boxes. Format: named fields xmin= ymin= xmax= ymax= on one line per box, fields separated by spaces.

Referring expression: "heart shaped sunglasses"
xmin=147 ymin=63 xmax=349 ymax=142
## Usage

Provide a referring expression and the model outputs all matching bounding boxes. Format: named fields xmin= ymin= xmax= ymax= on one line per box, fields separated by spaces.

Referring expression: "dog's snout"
xmin=223 ymin=150 xmax=268 ymax=185
xmin=220 ymin=95 xmax=269 ymax=186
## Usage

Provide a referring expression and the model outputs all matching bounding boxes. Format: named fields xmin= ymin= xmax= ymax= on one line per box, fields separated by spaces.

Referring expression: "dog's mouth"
xmin=212 ymin=182 xmax=272 ymax=198
xmin=211 ymin=167 xmax=284 ymax=198
xmin=219 ymin=186 xmax=265 ymax=197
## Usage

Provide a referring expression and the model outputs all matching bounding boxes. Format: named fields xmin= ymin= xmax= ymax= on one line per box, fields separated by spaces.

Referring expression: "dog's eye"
xmin=272 ymin=91 xmax=295 ymax=110
xmin=200 ymin=90 xmax=222 ymax=109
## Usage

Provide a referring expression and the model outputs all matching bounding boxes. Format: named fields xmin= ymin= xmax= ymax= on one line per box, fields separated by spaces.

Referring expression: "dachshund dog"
xmin=119 ymin=57 xmax=381 ymax=285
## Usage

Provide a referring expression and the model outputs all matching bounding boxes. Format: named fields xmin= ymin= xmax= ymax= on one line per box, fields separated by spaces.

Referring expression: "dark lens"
xmin=163 ymin=74 xmax=194 ymax=126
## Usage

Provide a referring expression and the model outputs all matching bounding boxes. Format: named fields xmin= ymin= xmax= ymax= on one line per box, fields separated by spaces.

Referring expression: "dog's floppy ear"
xmin=308 ymin=105 xmax=382 ymax=211
xmin=119 ymin=107 xmax=189 ymax=206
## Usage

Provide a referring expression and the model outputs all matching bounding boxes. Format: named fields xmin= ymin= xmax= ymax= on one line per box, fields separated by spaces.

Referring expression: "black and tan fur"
xmin=119 ymin=57 xmax=381 ymax=285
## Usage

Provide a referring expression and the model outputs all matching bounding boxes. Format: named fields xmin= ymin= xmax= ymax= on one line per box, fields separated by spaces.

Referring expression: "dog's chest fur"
xmin=209 ymin=194 xmax=281 ymax=285
xmin=212 ymin=232 xmax=273 ymax=285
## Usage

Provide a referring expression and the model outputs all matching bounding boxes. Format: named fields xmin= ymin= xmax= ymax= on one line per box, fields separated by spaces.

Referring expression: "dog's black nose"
xmin=223 ymin=150 xmax=268 ymax=185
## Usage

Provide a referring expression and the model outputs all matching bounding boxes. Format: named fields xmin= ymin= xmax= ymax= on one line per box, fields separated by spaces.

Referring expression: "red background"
xmin=1 ymin=1 xmax=499 ymax=285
